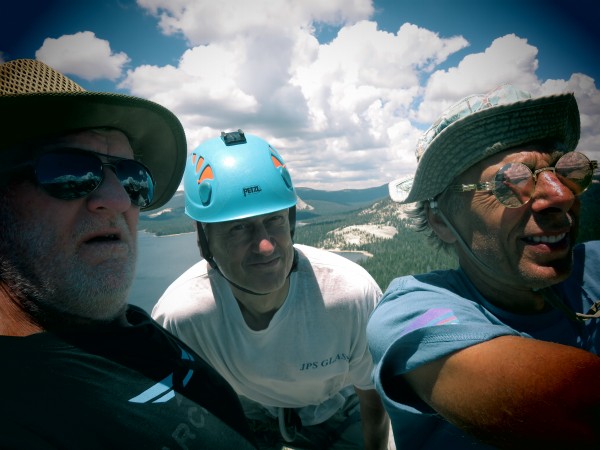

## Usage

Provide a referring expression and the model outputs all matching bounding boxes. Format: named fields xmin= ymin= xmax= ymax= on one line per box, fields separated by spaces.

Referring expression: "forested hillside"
xmin=294 ymin=198 xmax=457 ymax=290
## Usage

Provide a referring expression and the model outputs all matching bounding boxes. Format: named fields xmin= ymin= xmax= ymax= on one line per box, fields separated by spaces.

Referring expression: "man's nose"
xmin=530 ymin=168 xmax=576 ymax=212
xmin=253 ymin=224 xmax=276 ymax=254
xmin=86 ymin=167 xmax=132 ymax=212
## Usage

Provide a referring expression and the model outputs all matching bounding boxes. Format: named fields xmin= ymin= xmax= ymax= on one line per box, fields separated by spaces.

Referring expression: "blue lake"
xmin=129 ymin=231 xmax=368 ymax=314
xmin=128 ymin=231 xmax=201 ymax=313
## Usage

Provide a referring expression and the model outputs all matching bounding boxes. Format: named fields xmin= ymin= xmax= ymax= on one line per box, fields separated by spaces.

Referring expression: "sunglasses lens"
xmin=493 ymin=163 xmax=534 ymax=207
xmin=35 ymin=150 xmax=154 ymax=208
xmin=35 ymin=152 xmax=102 ymax=199
xmin=115 ymin=160 xmax=155 ymax=208
xmin=555 ymin=152 xmax=593 ymax=195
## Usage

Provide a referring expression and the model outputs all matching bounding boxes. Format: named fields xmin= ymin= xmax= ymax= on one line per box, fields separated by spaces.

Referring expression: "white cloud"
xmin=416 ymin=34 xmax=540 ymax=124
xmin=552 ymin=73 xmax=600 ymax=161
xmin=122 ymin=2 xmax=600 ymax=190
xmin=137 ymin=0 xmax=373 ymax=45
xmin=287 ymin=21 xmax=469 ymax=185
xmin=35 ymin=31 xmax=129 ymax=81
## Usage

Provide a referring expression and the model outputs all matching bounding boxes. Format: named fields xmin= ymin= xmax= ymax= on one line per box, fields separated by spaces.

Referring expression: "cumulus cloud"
xmin=550 ymin=73 xmax=600 ymax=156
xmin=124 ymin=1 xmax=599 ymax=189
xmin=416 ymin=34 xmax=540 ymax=124
xmin=288 ymin=21 xmax=469 ymax=185
xmin=35 ymin=31 xmax=129 ymax=81
xmin=137 ymin=0 xmax=373 ymax=45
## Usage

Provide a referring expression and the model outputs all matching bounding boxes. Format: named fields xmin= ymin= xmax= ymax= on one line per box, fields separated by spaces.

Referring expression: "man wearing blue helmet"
xmin=153 ymin=130 xmax=390 ymax=449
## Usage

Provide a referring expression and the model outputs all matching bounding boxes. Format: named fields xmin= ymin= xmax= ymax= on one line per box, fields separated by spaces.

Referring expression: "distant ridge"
xmin=296 ymin=184 xmax=388 ymax=205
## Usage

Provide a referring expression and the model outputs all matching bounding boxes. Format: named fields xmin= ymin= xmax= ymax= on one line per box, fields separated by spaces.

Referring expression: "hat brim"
xmin=388 ymin=175 xmax=414 ymax=203
xmin=0 ymin=92 xmax=186 ymax=211
xmin=403 ymin=93 xmax=580 ymax=203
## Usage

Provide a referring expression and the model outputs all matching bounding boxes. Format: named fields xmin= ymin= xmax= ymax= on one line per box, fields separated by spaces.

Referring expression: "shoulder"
xmin=368 ymin=270 xmax=513 ymax=354
xmin=370 ymin=272 xmax=457 ymax=327
xmin=162 ymin=259 xmax=212 ymax=296
xmin=381 ymin=270 xmax=466 ymax=303
xmin=367 ymin=275 xmax=520 ymax=380
xmin=294 ymin=244 xmax=378 ymax=285
xmin=576 ymin=240 xmax=600 ymax=261
xmin=560 ymin=240 xmax=600 ymax=309
xmin=291 ymin=244 xmax=382 ymax=311
xmin=151 ymin=260 xmax=217 ymax=321
xmin=564 ymin=240 xmax=600 ymax=288
xmin=294 ymin=244 xmax=382 ymax=301
xmin=374 ymin=269 xmax=496 ymax=320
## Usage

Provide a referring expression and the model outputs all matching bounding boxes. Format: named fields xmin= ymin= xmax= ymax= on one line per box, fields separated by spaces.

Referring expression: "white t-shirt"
xmin=152 ymin=244 xmax=382 ymax=426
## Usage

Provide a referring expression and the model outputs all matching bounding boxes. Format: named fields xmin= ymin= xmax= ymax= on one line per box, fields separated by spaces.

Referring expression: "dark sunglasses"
xmin=451 ymin=151 xmax=598 ymax=208
xmin=15 ymin=148 xmax=155 ymax=208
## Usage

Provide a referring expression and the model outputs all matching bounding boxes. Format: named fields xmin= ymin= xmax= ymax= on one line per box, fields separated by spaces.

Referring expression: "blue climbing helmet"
xmin=184 ymin=130 xmax=298 ymax=267
xmin=184 ymin=129 xmax=297 ymax=222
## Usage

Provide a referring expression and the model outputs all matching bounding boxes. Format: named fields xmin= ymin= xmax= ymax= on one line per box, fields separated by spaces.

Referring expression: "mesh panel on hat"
xmin=0 ymin=59 xmax=86 ymax=95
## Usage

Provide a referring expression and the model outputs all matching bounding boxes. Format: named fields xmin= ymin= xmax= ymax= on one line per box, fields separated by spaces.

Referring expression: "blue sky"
xmin=2 ymin=0 xmax=599 ymax=191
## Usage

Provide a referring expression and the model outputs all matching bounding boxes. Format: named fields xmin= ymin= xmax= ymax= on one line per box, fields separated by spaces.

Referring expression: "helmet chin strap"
xmin=214 ymin=265 xmax=270 ymax=296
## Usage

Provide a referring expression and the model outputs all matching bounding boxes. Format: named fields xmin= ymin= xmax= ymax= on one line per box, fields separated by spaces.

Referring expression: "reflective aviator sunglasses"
xmin=451 ymin=151 xmax=598 ymax=208
xmin=11 ymin=148 xmax=155 ymax=208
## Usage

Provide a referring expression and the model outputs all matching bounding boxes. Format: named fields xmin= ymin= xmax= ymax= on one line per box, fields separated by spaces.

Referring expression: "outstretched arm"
xmin=403 ymin=335 xmax=600 ymax=449
xmin=355 ymin=387 xmax=390 ymax=450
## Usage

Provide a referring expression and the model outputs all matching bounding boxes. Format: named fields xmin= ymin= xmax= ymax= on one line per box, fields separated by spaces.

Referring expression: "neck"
xmin=232 ymin=278 xmax=290 ymax=331
xmin=436 ymin=207 xmax=547 ymax=313
xmin=458 ymin=254 xmax=548 ymax=313
xmin=0 ymin=284 xmax=44 ymax=336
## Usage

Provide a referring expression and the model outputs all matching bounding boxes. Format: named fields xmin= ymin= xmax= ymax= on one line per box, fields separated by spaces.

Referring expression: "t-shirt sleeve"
xmin=367 ymin=274 xmax=520 ymax=388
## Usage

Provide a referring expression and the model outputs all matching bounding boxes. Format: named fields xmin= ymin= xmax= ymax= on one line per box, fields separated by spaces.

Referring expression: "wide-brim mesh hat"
xmin=0 ymin=59 xmax=187 ymax=210
xmin=389 ymin=84 xmax=580 ymax=203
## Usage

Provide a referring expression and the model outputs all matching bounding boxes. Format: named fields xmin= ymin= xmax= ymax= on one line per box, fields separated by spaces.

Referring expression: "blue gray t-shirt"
xmin=367 ymin=241 xmax=600 ymax=449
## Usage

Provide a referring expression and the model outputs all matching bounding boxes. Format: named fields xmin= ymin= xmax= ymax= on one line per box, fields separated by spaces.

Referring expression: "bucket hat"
xmin=0 ymin=59 xmax=187 ymax=210
xmin=389 ymin=84 xmax=580 ymax=203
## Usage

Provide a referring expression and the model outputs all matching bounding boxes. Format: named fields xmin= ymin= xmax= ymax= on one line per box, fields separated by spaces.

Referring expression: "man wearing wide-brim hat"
xmin=0 ymin=59 xmax=257 ymax=449
xmin=367 ymin=84 xmax=600 ymax=449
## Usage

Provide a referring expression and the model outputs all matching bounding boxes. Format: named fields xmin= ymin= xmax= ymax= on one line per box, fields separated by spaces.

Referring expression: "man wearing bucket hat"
xmin=0 ymin=59 xmax=257 ymax=449
xmin=367 ymin=84 xmax=600 ymax=449
xmin=152 ymin=130 xmax=390 ymax=449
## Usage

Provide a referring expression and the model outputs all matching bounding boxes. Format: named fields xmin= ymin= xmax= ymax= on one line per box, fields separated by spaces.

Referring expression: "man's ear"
xmin=425 ymin=202 xmax=456 ymax=244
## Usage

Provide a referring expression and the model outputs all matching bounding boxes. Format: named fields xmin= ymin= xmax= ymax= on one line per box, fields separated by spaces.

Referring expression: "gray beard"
xmin=0 ymin=196 xmax=135 ymax=330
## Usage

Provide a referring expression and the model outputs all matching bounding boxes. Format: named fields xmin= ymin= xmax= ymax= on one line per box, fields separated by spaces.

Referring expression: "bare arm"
xmin=403 ymin=335 xmax=600 ymax=449
xmin=355 ymin=387 xmax=390 ymax=450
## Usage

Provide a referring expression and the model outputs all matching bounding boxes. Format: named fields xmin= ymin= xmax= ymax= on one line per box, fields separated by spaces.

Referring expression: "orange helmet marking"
xmin=271 ymin=155 xmax=284 ymax=168
xmin=195 ymin=156 xmax=205 ymax=173
xmin=199 ymin=165 xmax=214 ymax=184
